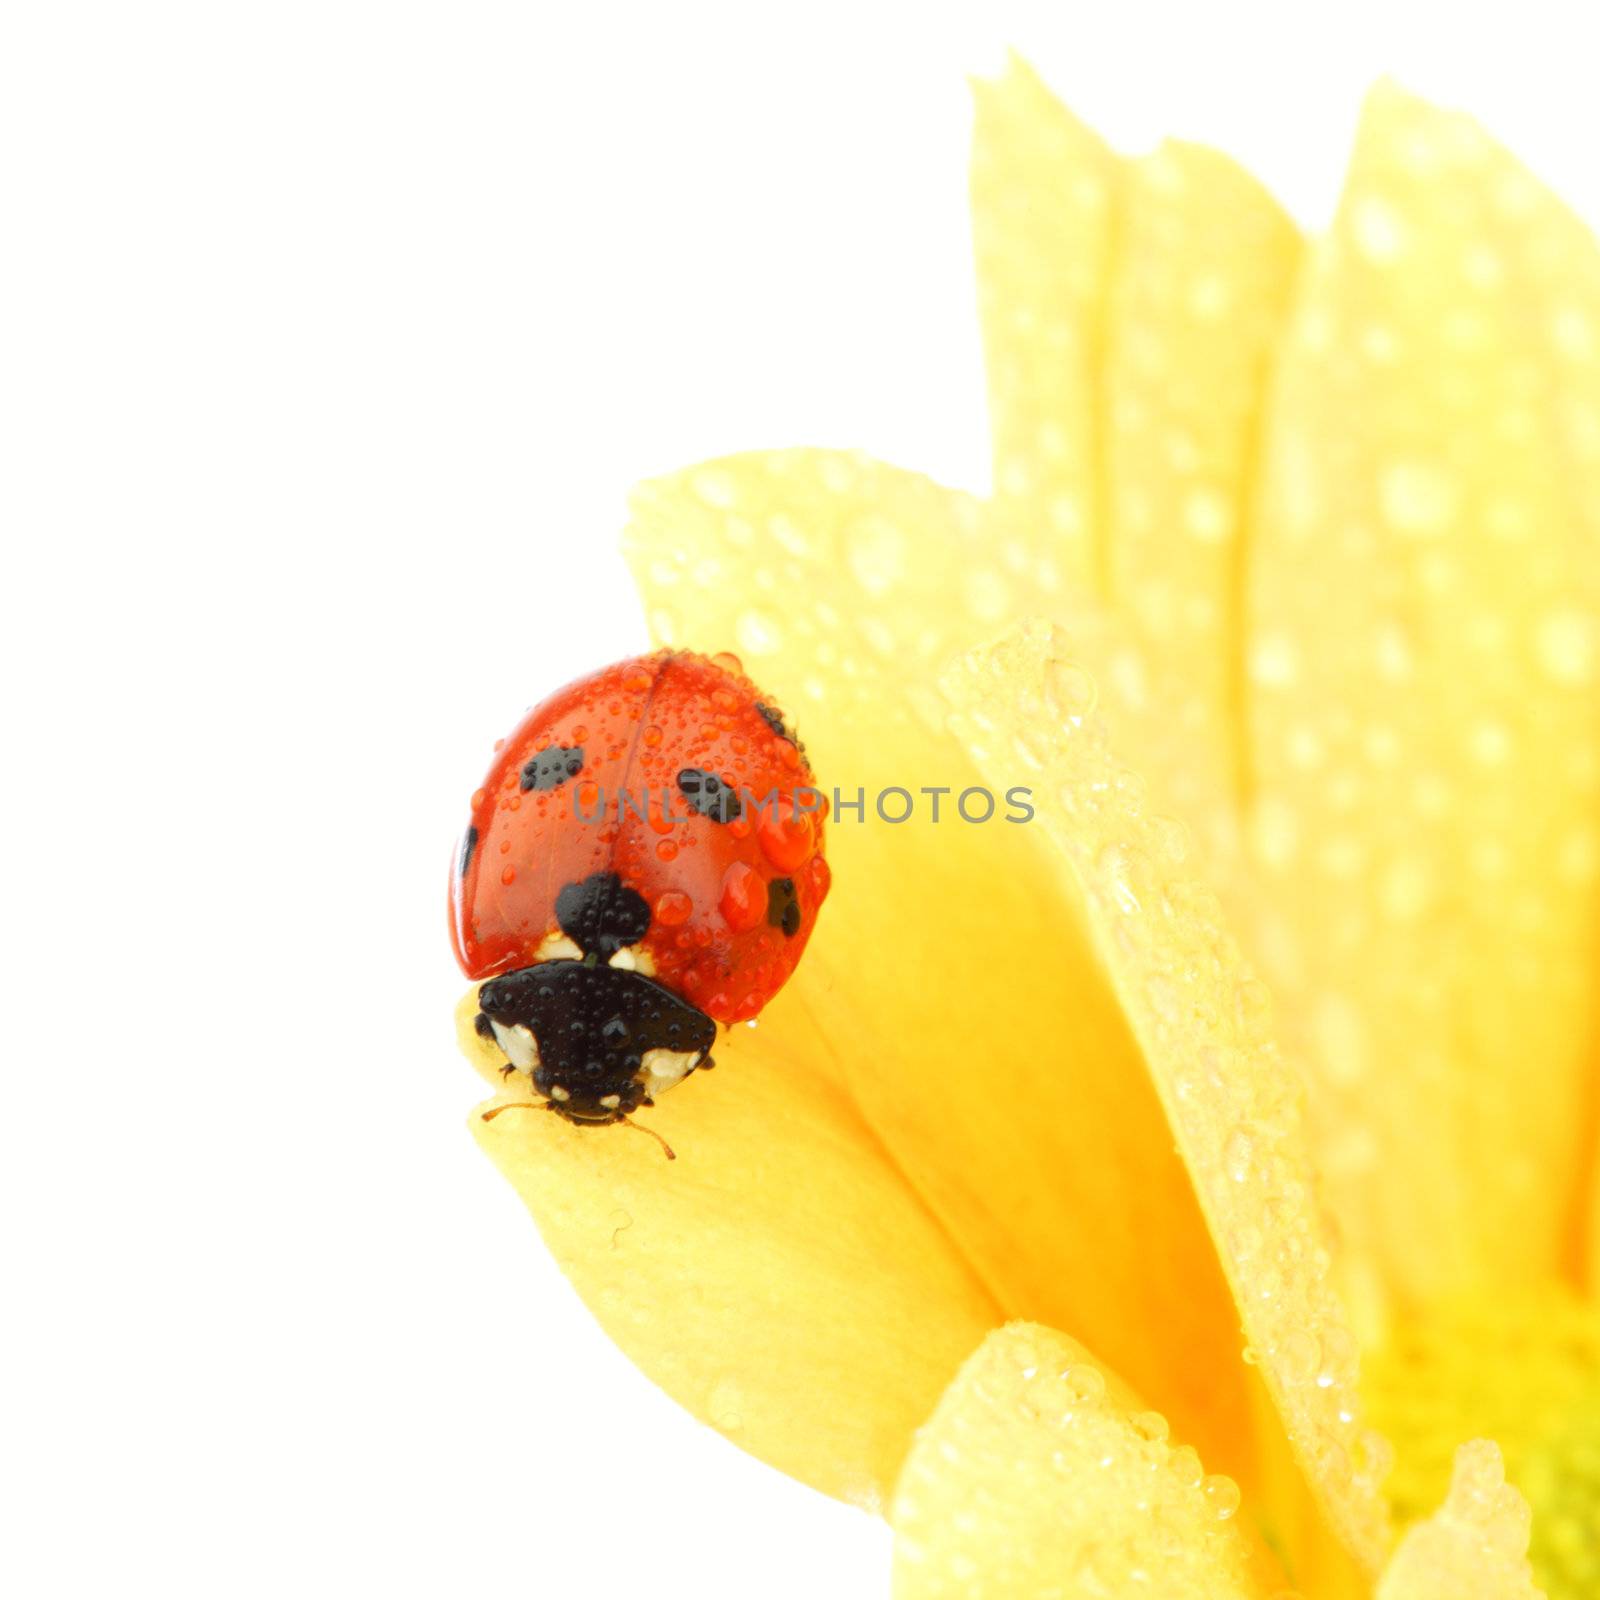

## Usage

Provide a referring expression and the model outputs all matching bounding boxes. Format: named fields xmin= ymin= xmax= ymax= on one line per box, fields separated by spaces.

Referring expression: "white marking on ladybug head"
xmin=598 ymin=1094 xmax=622 ymax=1109
xmin=608 ymin=944 xmax=656 ymax=976
xmin=535 ymin=932 xmax=583 ymax=962
xmin=548 ymin=1085 xmax=571 ymax=1103
xmin=490 ymin=1021 xmax=540 ymax=1074
xmin=637 ymin=1047 xmax=701 ymax=1100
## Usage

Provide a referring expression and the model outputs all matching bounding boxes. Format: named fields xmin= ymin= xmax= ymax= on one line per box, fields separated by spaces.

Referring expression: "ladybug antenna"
xmin=618 ymin=1114 xmax=676 ymax=1161
xmin=479 ymin=1099 xmax=558 ymax=1124
xmin=478 ymin=1099 xmax=675 ymax=1161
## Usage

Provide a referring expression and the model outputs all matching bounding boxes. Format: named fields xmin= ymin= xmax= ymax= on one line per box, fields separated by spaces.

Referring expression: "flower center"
xmin=1363 ymin=1290 xmax=1600 ymax=1600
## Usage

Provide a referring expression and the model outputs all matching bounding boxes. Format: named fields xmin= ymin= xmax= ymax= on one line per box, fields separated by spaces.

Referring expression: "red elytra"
xmin=450 ymin=649 xmax=830 ymax=1024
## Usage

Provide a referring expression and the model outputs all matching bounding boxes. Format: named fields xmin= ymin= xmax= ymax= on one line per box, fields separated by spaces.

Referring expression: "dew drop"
xmin=965 ymin=568 xmax=1010 ymax=623
xmin=1043 ymin=658 xmax=1097 ymax=722
xmin=1202 ymin=1473 xmax=1241 ymax=1520
xmin=1552 ymin=303 xmax=1596 ymax=362
xmin=1184 ymin=486 xmax=1232 ymax=544
xmin=736 ymin=609 xmax=782 ymax=656
xmin=1380 ymin=458 xmax=1457 ymax=537
xmin=846 ymin=515 xmax=907 ymax=597
xmin=1250 ymin=633 xmax=1299 ymax=688
xmin=1145 ymin=814 xmax=1189 ymax=868
xmin=1130 ymin=1410 xmax=1170 ymax=1444
xmin=690 ymin=467 xmax=736 ymax=508
xmin=1535 ymin=608 xmax=1595 ymax=685
xmin=1223 ymin=1127 xmax=1253 ymax=1183
xmin=1234 ymin=977 xmax=1273 ymax=1033
xmin=1279 ymin=1329 xmax=1321 ymax=1382
xmin=1097 ymin=842 xmax=1150 ymax=915
xmin=1062 ymin=1365 xmax=1106 ymax=1402
xmin=1319 ymin=1324 xmax=1356 ymax=1378
xmin=1352 ymin=1428 xmax=1392 ymax=1484
xmin=1187 ymin=272 xmax=1231 ymax=320
xmin=1353 ymin=194 xmax=1406 ymax=262
xmin=654 ymin=890 xmax=692 ymax=926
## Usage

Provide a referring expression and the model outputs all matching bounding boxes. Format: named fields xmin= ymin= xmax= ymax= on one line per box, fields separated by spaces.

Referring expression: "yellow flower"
xmin=458 ymin=55 xmax=1600 ymax=1599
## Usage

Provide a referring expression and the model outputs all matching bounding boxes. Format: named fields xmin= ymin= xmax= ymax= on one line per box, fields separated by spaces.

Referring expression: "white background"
xmin=3 ymin=3 xmax=1596 ymax=1596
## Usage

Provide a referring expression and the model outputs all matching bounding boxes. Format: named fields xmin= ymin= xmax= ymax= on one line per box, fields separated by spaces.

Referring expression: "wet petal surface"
xmin=460 ymin=991 xmax=999 ymax=1507
xmin=971 ymin=53 xmax=1117 ymax=592
xmin=941 ymin=621 xmax=1389 ymax=1582
xmin=1245 ymin=84 xmax=1600 ymax=1310
xmin=627 ymin=452 xmax=1263 ymax=1510
xmin=890 ymin=1322 xmax=1288 ymax=1600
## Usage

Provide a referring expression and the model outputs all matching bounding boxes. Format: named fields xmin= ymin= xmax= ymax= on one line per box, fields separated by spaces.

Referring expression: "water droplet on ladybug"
xmin=719 ymin=861 xmax=767 ymax=932
xmin=655 ymin=890 xmax=692 ymax=926
xmin=757 ymin=797 xmax=814 ymax=871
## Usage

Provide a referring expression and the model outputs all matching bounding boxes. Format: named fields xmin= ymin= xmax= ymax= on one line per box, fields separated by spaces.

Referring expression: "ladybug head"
xmin=475 ymin=873 xmax=717 ymax=1129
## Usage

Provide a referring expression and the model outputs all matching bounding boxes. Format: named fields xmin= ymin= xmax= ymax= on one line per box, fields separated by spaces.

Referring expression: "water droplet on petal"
xmin=1130 ymin=1410 xmax=1170 ymax=1443
xmin=1223 ymin=1127 xmax=1254 ymax=1183
xmin=1202 ymin=1473 xmax=1241 ymax=1520
xmin=1043 ymin=658 xmax=1097 ymax=722
xmin=1097 ymin=841 xmax=1151 ymax=915
xmin=1061 ymin=1365 xmax=1106 ymax=1402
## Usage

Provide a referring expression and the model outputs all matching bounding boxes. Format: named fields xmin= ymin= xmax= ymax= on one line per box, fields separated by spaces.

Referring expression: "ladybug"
xmin=450 ymin=649 xmax=830 ymax=1143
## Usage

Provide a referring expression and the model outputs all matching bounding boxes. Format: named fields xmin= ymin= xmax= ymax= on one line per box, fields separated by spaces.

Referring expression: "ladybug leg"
xmin=499 ymin=1063 xmax=517 ymax=1080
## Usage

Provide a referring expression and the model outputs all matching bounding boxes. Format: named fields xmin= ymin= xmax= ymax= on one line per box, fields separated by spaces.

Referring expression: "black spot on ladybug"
xmin=767 ymin=876 xmax=802 ymax=938
xmin=755 ymin=701 xmax=804 ymax=752
xmin=677 ymin=767 xmax=742 ymax=823
xmin=459 ymin=825 xmax=479 ymax=878
xmin=478 ymin=960 xmax=715 ymax=1123
xmin=555 ymin=871 xmax=652 ymax=957
xmin=521 ymin=744 xmax=585 ymax=791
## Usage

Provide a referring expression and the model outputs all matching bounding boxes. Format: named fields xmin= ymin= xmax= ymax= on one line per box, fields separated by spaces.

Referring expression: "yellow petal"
xmin=458 ymin=991 xmax=1000 ymax=1508
xmin=627 ymin=453 xmax=1259 ymax=1502
xmin=1591 ymin=1160 xmax=1600 ymax=1292
xmin=1376 ymin=1441 xmax=1544 ymax=1600
xmin=1245 ymin=83 xmax=1600 ymax=1308
xmin=940 ymin=620 xmax=1390 ymax=1585
xmin=970 ymin=52 xmax=1117 ymax=592
xmin=970 ymin=59 xmax=1300 ymax=884
xmin=1103 ymin=141 xmax=1301 ymax=796
xmin=890 ymin=1323 xmax=1288 ymax=1600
